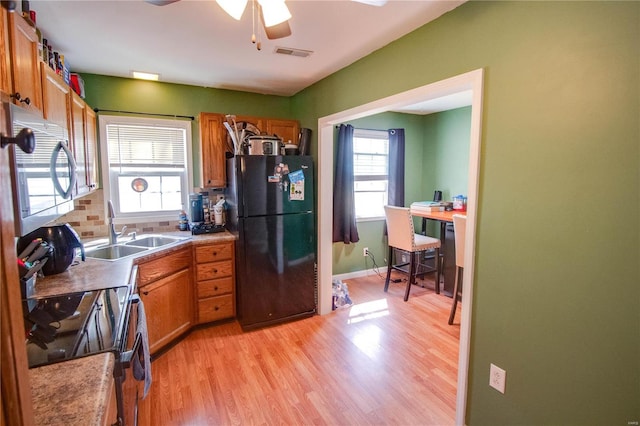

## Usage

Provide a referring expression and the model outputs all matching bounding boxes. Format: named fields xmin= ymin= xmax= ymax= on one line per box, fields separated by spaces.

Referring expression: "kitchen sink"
xmin=85 ymin=234 xmax=189 ymax=261
xmin=123 ymin=235 xmax=186 ymax=248
xmin=85 ymin=244 xmax=149 ymax=261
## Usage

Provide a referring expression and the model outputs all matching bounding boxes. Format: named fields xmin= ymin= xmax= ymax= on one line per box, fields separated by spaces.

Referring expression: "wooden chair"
xmin=384 ymin=205 xmax=441 ymax=301
xmin=449 ymin=214 xmax=466 ymax=324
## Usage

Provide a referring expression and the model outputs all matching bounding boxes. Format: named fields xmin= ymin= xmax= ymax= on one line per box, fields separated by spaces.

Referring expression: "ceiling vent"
xmin=274 ymin=47 xmax=313 ymax=58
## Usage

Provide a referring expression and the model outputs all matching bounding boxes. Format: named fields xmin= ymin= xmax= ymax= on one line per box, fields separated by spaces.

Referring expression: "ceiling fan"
xmin=147 ymin=0 xmax=387 ymax=49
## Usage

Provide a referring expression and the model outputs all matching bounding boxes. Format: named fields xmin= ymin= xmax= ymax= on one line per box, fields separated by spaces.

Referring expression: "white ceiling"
xmin=29 ymin=0 xmax=469 ymax=112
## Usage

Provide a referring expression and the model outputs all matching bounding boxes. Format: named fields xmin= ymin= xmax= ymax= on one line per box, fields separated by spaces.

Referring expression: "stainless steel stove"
xmin=23 ymin=286 xmax=145 ymax=425
xmin=24 ymin=286 xmax=130 ymax=368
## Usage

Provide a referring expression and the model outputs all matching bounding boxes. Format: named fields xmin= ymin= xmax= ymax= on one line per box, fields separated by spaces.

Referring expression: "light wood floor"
xmin=139 ymin=272 xmax=461 ymax=425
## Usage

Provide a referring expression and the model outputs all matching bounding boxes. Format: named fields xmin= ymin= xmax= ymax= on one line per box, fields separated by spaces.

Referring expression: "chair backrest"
xmin=384 ymin=205 xmax=416 ymax=252
xmin=452 ymin=214 xmax=467 ymax=268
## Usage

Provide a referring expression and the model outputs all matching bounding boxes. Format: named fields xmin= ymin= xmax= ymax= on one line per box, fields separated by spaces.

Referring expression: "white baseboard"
xmin=332 ymin=267 xmax=388 ymax=281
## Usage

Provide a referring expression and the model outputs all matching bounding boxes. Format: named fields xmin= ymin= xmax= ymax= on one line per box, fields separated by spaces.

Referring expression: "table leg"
xmin=439 ymin=221 xmax=447 ymax=282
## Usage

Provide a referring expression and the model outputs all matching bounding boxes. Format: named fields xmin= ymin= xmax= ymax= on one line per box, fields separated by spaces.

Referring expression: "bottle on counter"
xmin=178 ymin=210 xmax=189 ymax=231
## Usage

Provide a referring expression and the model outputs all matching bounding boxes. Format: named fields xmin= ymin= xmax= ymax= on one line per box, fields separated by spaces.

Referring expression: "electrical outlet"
xmin=363 ymin=247 xmax=369 ymax=257
xmin=489 ymin=363 xmax=506 ymax=394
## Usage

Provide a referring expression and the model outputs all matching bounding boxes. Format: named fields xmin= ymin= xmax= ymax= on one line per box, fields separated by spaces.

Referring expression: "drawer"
xmin=197 ymin=276 xmax=234 ymax=299
xmin=138 ymin=247 xmax=191 ymax=287
xmin=196 ymin=259 xmax=233 ymax=281
xmin=198 ymin=294 xmax=234 ymax=323
xmin=195 ymin=242 xmax=234 ymax=263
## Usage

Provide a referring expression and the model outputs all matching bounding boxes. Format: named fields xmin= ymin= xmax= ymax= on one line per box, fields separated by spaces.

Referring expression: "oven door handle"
xmin=120 ymin=293 xmax=142 ymax=369
xmin=50 ymin=140 xmax=77 ymax=199
xmin=120 ymin=332 xmax=142 ymax=370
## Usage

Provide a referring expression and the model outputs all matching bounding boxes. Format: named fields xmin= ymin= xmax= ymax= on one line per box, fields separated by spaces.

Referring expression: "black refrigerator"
xmin=225 ymin=155 xmax=316 ymax=330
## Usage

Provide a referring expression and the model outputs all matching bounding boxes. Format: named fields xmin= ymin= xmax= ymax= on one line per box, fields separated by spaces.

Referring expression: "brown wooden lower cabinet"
xmin=103 ymin=379 xmax=118 ymax=426
xmin=137 ymin=247 xmax=193 ymax=355
xmin=195 ymin=241 xmax=236 ymax=324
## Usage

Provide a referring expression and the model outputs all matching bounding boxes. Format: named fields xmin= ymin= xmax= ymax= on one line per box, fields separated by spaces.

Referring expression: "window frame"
xmin=352 ymin=128 xmax=389 ymax=221
xmin=98 ymin=114 xmax=193 ymax=224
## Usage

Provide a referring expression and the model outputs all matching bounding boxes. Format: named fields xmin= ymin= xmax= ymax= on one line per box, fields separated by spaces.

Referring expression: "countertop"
xmin=30 ymin=352 xmax=115 ymax=426
xmin=31 ymin=230 xmax=236 ymax=298
xmin=27 ymin=230 xmax=236 ymax=423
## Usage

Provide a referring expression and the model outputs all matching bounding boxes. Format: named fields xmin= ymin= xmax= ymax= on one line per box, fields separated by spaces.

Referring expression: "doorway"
xmin=316 ymin=68 xmax=484 ymax=425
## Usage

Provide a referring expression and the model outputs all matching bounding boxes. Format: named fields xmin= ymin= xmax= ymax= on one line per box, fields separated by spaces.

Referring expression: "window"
xmin=353 ymin=128 xmax=389 ymax=219
xmin=99 ymin=115 xmax=193 ymax=222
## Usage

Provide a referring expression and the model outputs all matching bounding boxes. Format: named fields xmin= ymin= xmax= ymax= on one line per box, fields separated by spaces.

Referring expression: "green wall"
xmin=81 ymin=73 xmax=293 ymax=186
xmin=81 ymin=1 xmax=640 ymax=423
xmin=291 ymin=1 xmax=639 ymax=424
xmin=332 ymin=108 xmax=472 ymax=275
xmin=423 ymin=106 xmax=471 ymax=202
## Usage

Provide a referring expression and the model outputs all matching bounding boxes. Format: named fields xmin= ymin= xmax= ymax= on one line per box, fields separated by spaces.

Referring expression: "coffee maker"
xmin=16 ymin=223 xmax=85 ymax=276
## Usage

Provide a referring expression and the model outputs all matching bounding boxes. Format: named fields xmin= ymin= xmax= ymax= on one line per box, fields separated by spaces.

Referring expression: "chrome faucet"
xmin=107 ymin=200 xmax=127 ymax=245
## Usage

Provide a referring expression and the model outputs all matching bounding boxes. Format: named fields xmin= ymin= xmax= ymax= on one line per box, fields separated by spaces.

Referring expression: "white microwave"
xmin=6 ymin=103 xmax=77 ymax=237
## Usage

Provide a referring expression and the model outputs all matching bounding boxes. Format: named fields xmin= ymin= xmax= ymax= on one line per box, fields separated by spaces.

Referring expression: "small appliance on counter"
xmin=190 ymin=223 xmax=226 ymax=235
xmin=16 ymin=223 xmax=85 ymax=276
xmin=188 ymin=193 xmax=227 ymax=234
xmin=189 ymin=193 xmax=204 ymax=224
xmin=244 ymin=135 xmax=283 ymax=155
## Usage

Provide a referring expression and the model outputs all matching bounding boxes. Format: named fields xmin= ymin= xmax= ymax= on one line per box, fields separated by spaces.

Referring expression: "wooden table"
xmin=410 ymin=209 xmax=464 ymax=297
xmin=410 ymin=209 xmax=456 ymax=236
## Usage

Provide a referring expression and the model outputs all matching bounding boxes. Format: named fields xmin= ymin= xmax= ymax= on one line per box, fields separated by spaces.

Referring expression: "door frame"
xmin=316 ymin=68 xmax=484 ymax=425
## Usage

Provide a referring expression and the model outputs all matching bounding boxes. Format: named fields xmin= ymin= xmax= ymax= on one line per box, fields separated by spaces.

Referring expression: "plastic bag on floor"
xmin=332 ymin=279 xmax=353 ymax=310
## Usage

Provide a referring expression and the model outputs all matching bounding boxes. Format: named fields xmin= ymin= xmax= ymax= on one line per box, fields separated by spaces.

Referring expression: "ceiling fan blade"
xmin=264 ymin=20 xmax=291 ymax=40
xmin=352 ymin=0 xmax=387 ymax=5
xmin=145 ymin=0 xmax=180 ymax=6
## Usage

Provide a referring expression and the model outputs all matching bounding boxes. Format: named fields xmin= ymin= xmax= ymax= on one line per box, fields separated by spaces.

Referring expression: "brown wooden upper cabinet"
xmin=41 ymin=65 xmax=70 ymax=128
xmin=7 ymin=12 xmax=42 ymax=114
xmin=70 ymin=91 xmax=98 ymax=196
xmin=266 ymin=119 xmax=299 ymax=146
xmin=199 ymin=112 xmax=299 ymax=188
xmin=199 ymin=112 xmax=226 ymax=188
xmin=0 ymin=8 xmax=12 ymax=95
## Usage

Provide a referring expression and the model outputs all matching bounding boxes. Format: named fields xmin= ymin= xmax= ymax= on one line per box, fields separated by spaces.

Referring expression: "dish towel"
xmin=132 ymin=298 xmax=152 ymax=399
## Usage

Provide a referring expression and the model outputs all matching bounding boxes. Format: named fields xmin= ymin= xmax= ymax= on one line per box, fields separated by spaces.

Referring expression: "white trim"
xmin=332 ymin=267 xmax=388 ymax=282
xmin=317 ymin=68 xmax=484 ymax=426
xmin=97 ymin=114 xmax=194 ymax=224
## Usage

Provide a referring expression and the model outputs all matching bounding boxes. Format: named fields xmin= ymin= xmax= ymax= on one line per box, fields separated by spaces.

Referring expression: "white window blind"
xmin=106 ymin=124 xmax=186 ymax=167
xmin=353 ymin=128 xmax=389 ymax=219
xmin=99 ymin=115 xmax=192 ymax=221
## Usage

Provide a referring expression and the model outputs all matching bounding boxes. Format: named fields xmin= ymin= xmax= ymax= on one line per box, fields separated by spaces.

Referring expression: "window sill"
xmin=356 ymin=216 xmax=385 ymax=223
xmin=111 ymin=213 xmax=178 ymax=225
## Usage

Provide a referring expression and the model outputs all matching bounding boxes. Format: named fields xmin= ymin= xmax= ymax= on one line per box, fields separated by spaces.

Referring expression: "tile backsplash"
xmin=49 ymin=189 xmax=182 ymax=239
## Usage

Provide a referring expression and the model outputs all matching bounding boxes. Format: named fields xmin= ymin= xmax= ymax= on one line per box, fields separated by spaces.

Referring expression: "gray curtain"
xmin=332 ymin=124 xmax=360 ymax=244
xmin=384 ymin=128 xmax=405 ymax=236
xmin=388 ymin=128 xmax=405 ymax=207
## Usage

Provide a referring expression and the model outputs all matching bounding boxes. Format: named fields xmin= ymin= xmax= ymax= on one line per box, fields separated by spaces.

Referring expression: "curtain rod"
xmin=334 ymin=125 xmax=395 ymax=134
xmin=94 ymin=108 xmax=194 ymax=120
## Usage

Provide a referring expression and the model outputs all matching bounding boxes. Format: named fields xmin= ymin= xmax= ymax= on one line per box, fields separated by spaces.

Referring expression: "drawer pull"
xmin=212 ymin=251 xmax=218 ymax=256
xmin=213 ymin=269 xmax=218 ymax=273
xmin=142 ymin=291 xmax=149 ymax=296
xmin=214 ymin=306 xmax=219 ymax=311
xmin=214 ymin=286 xmax=219 ymax=291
